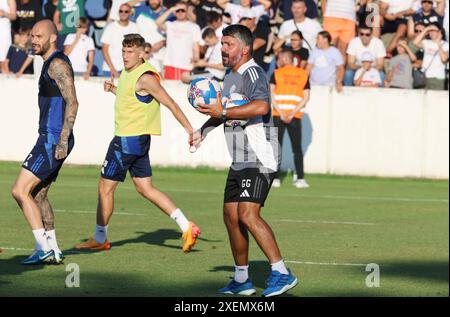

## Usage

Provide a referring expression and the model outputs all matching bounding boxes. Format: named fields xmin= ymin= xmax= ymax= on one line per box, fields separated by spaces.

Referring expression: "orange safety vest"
xmin=272 ymin=65 xmax=309 ymax=119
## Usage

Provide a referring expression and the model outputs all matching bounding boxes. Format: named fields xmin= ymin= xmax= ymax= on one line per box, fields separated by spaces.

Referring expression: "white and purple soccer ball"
xmin=222 ymin=93 xmax=250 ymax=128
xmin=187 ymin=77 xmax=221 ymax=109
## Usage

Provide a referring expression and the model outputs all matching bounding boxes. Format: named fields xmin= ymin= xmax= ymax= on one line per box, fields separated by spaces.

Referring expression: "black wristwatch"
xmin=221 ymin=108 xmax=228 ymax=122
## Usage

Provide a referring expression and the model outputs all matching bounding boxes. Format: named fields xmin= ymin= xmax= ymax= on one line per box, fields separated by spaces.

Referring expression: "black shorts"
xmin=22 ymin=133 xmax=75 ymax=184
xmin=224 ymin=168 xmax=276 ymax=206
xmin=101 ymin=135 xmax=152 ymax=182
xmin=382 ymin=18 xmax=408 ymax=34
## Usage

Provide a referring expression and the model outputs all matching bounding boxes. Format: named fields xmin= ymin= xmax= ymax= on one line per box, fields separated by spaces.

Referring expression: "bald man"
xmin=11 ymin=20 xmax=79 ymax=265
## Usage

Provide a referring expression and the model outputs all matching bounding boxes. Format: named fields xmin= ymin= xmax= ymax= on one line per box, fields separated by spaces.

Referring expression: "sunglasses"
xmin=359 ymin=32 xmax=371 ymax=37
xmin=175 ymin=9 xmax=186 ymax=13
xmin=119 ymin=10 xmax=130 ymax=13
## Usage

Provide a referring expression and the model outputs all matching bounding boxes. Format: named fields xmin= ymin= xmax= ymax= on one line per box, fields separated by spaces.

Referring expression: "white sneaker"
xmin=272 ymin=179 xmax=281 ymax=188
xmin=294 ymin=179 xmax=309 ymax=189
xmin=293 ymin=173 xmax=298 ymax=182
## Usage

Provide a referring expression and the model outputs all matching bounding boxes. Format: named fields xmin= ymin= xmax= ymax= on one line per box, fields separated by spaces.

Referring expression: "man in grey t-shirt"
xmin=194 ymin=24 xmax=298 ymax=297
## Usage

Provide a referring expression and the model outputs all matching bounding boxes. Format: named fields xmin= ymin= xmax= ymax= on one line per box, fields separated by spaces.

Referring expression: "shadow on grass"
xmin=378 ymin=260 xmax=449 ymax=284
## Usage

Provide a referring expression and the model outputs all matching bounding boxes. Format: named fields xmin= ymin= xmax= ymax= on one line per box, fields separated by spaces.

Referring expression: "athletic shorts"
xmin=323 ymin=17 xmax=356 ymax=44
xmin=22 ymin=133 xmax=75 ymax=184
xmin=224 ymin=168 xmax=276 ymax=206
xmin=164 ymin=65 xmax=190 ymax=80
xmin=101 ymin=135 xmax=152 ymax=182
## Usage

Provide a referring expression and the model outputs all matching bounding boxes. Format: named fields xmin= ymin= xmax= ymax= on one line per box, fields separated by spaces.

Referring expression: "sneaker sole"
xmin=262 ymin=278 xmax=298 ymax=297
xmin=220 ymin=289 xmax=256 ymax=296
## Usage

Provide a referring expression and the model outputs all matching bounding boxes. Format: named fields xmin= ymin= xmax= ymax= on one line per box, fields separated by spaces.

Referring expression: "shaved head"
xmin=31 ymin=19 xmax=58 ymax=58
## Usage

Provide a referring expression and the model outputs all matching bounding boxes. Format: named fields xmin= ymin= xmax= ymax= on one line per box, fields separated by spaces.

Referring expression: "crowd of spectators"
xmin=0 ymin=0 xmax=448 ymax=90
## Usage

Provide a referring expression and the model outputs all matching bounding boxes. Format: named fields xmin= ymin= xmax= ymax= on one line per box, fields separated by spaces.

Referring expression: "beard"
xmin=222 ymin=52 xmax=242 ymax=68
xmin=33 ymin=40 xmax=51 ymax=56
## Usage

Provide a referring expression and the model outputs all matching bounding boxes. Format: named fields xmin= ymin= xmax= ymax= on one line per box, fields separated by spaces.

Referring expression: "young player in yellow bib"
xmin=75 ymin=34 xmax=200 ymax=253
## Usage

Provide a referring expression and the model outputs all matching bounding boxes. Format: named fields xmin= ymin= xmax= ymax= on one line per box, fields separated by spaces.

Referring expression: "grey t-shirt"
xmin=222 ymin=59 xmax=279 ymax=173
xmin=388 ymin=54 xmax=413 ymax=89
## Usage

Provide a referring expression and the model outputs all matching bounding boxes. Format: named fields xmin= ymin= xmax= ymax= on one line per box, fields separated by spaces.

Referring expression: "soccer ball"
xmin=222 ymin=93 xmax=250 ymax=128
xmin=187 ymin=77 xmax=221 ymax=109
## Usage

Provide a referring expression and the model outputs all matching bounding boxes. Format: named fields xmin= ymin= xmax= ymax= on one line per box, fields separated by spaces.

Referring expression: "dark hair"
xmin=202 ymin=27 xmax=216 ymax=40
xmin=17 ymin=27 xmax=31 ymax=35
xmin=222 ymin=24 xmax=254 ymax=55
xmin=206 ymin=11 xmax=222 ymax=24
xmin=122 ymin=33 xmax=145 ymax=48
xmin=358 ymin=25 xmax=373 ymax=33
xmin=78 ymin=17 xmax=90 ymax=28
xmin=144 ymin=42 xmax=152 ymax=49
xmin=292 ymin=0 xmax=306 ymax=5
xmin=291 ymin=30 xmax=304 ymax=40
xmin=318 ymin=31 xmax=332 ymax=44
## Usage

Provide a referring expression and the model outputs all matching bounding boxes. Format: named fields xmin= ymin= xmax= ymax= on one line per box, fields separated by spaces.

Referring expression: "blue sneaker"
xmin=21 ymin=249 xmax=55 ymax=265
xmin=219 ymin=278 xmax=256 ymax=296
xmin=261 ymin=269 xmax=298 ymax=297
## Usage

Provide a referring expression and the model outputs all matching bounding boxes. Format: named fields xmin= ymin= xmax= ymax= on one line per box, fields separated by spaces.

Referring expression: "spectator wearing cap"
xmin=239 ymin=10 xmax=269 ymax=69
xmin=380 ymin=0 xmax=415 ymax=55
xmin=321 ymin=0 xmax=357 ymax=57
xmin=217 ymin=0 xmax=270 ymax=24
xmin=345 ymin=26 xmax=386 ymax=86
xmin=354 ymin=52 xmax=383 ymax=87
xmin=413 ymin=23 xmax=449 ymax=90
xmin=275 ymin=0 xmax=322 ymax=52
xmin=306 ymin=31 xmax=345 ymax=92
xmin=408 ymin=0 xmax=446 ymax=39
xmin=385 ymin=39 xmax=417 ymax=89
xmin=157 ymin=1 xmax=201 ymax=80
xmin=64 ymin=17 xmax=95 ymax=80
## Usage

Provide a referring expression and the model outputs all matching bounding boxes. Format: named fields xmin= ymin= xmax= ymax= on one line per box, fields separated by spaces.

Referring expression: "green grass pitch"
xmin=0 ymin=161 xmax=448 ymax=297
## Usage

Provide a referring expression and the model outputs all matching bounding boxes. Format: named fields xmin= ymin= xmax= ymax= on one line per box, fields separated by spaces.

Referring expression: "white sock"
xmin=170 ymin=208 xmax=190 ymax=233
xmin=94 ymin=224 xmax=108 ymax=244
xmin=234 ymin=265 xmax=249 ymax=283
xmin=46 ymin=229 xmax=61 ymax=254
xmin=271 ymin=259 xmax=289 ymax=275
xmin=32 ymin=228 xmax=50 ymax=252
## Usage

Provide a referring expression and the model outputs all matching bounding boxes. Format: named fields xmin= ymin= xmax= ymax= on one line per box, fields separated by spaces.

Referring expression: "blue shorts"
xmin=101 ymin=135 xmax=152 ymax=182
xmin=22 ymin=133 xmax=75 ymax=184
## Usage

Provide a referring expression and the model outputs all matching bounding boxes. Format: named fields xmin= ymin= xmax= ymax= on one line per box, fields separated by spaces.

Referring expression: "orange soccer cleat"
xmin=74 ymin=238 xmax=111 ymax=251
xmin=182 ymin=222 xmax=201 ymax=253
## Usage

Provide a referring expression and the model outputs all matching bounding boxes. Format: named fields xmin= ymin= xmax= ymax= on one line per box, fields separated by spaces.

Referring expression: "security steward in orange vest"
xmin=270 ymin=49 xmax=311 ymax=189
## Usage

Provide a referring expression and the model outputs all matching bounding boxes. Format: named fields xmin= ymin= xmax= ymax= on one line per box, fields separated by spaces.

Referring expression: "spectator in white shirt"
xmin=217 ymin=0 xmax=271 ymax=24
xmin=275 ymin=0 xmax=322 ymax=52
xmin=64 ymin=17 xmax=95 ymax=80
xmin=345 ymin=26 xmax=387 ymax=86
xmin=157 ymin=1 xmax=202 ymax=80
xmin=413 ymin=23 xmax=449 ymax=90
xmin=354 ymin=52 xmax=382 ymax=87
xmin=101 ymin=3 xmax=139 ymax=77
xmin=181 ymin=27 xmax=225 ymax=83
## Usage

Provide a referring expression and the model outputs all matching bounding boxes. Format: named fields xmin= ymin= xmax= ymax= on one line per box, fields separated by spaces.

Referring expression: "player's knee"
xmin=238 ymin=209 xmax=257 ymax=228
xmin=11 ymin=185 xmax=26 ymax=203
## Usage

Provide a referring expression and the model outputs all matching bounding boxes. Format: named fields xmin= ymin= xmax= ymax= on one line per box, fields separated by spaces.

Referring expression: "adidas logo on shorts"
xmin=240 ymin=190 xmax=251 ymax=198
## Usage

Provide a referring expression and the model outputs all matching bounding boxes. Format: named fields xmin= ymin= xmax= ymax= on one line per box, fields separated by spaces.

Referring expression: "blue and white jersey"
xmin=222 ymin=59 xmax=279 ymax=173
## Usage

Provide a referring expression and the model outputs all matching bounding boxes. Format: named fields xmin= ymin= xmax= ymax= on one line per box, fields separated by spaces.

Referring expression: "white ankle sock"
xmin=32 ymin=228 xmax=50 ymax=252
xmin=234 ymin=265 xmax=249 ymax=283
xmin=170 ymin=208 xmax=190 ymax=232
xmin=45 ymin=229 xmax=61 ymax=254
xmin=94 ymin=225 xmax=108 ymax=244
xmin=271 ymin=259 xmax=289 ymax=275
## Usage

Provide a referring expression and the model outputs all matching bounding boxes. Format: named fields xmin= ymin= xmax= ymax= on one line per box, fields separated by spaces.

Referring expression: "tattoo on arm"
xmin=48 ymin=59 xmax=79 ymax=158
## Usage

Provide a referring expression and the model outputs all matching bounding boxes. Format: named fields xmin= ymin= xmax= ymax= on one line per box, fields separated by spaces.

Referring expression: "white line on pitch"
xmin=275 ymin=219 xmax=376 ymax=226
xmin=0 ymin=246 xmax=34 ymax=251
xmin=285 ymin=260 xmax=368 ymax=267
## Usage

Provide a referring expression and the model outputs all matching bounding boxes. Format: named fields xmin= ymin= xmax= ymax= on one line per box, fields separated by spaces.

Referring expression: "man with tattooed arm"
xmin=11 ymin=19 xmax=79 ymax=265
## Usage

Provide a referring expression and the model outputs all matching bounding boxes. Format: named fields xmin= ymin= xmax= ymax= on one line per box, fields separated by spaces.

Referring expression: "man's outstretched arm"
xmin=48 ymin=59 xmax=79 ymax=159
